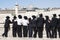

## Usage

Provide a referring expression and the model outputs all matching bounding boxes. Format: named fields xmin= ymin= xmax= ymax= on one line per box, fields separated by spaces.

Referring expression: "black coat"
xmin=50 ymin=17 xmax=58 ymax=27
xmin=57 ymin=18 xmax=60 ymax=28
xmin=12 ymin=19 xmax=17 ymax=28
xmin=45 ymin=20 xmax=50 ymax=28
xmin=29 ymin=19 xmax=37 ymax=27
xmin=4 ymin=19 xmax=11 ymax=31
xmin=37 ymin=17 xmax=44 ymax=27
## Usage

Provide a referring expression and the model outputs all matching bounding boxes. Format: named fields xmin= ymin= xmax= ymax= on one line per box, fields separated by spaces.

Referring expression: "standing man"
xmin=57 ymin=14 xmax=60 ymax=38
xmin=37 ymin=14 xmax=44 ymax=38
xmin=28 ymin=15 xmax=37 ymax=38
xmin=28 ymin=18 xmax=32 ymax=37
xmin=2 ymin=16 xmax=11 ymax=37
xmin=50 ymin=14 xmax=58 ymax=38
xmin=17 ymin=15 xmax=22 ymax=37
xmin=45 ymin=16 xmax=51 ymax=38
xmin=22 ymin=16 xmax=29 ymax=37
xmin=32 ymin=15 xmax=37 ymax=38
xmin=12 ymin=16 xmax=17 ymax=37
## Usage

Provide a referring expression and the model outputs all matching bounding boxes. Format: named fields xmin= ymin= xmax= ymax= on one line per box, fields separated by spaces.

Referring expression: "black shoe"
xmin=2 ymin=34 xmax=4 ymax=37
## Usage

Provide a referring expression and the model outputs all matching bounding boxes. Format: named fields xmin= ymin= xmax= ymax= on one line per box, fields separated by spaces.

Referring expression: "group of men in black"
xmin=2 ymin=14 xmax=60 ymax=38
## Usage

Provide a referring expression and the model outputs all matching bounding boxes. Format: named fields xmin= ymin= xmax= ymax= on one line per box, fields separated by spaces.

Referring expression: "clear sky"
xmin=0 ymin=0 xmax=60 ymax=8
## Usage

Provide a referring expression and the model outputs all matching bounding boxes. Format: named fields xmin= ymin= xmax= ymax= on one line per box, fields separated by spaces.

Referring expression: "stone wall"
xmin=0 ymin=9 xmax=60 ymax=23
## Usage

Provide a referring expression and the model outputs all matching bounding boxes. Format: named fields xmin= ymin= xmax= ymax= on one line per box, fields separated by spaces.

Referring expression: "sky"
xmin=0 ymin=0 xmax=60 ymax=8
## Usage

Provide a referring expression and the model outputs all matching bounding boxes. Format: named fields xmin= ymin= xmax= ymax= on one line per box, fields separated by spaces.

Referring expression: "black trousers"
xmin=12 ymin=27 xmax=17 ymax=37
xmin=17 ymin=25 xmax=22 ymax=37
xmin=45 ymin=27 xmax=51 ymax=38
xmin=52 ymin=27 xmax=57 ymax=38
xmin=2 ymin=27 xmax=9 ymax=37
xmin=28 ymin=27 xmax=37 ymax=37
xmin=33 ymin=27 xmax=37 ymax=38
xmin=57 ymin=27 xmax=60 ymax=38
xmin=37 ymin=27 xmax=43 ymax=38
xmin=29 ymin=27 xmax=33 ymax=37
xmin=23 ymin=26 xmax=28 ymax=37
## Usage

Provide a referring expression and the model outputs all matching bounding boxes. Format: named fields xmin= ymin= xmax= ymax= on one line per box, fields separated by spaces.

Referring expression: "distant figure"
xmin=32 ymin=15 xmax=37 ymax=38
xmin=28 ymin=15 xmax=37 ymax=38
xmin=28 ymin=18 xmax=32 ymax=37
xmin=2 ymin=16 xmax=11 ymax=37
xmin=57 ymin=14 xmax=60 ymax=38
xmin=50 ymin=14 xmax=58 ymax=38
xmin=22 ymin=16 xmax=29 ymax=37
xmin=12 ymin=16 xmax=17 ymax=37
xmin=45 ymin=16 xmax=51 ymax=38
xmin=17 ymin=15 xmax=22 ymax=37
xmin=37 ymin=14 xmax=44 ymax=38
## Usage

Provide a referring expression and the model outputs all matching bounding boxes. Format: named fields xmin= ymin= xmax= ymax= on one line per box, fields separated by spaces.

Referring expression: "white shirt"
xmin=17 ymin=18 xmax=22 ymax=25
xmin=22 ymin=19 xmax=29 ymax=26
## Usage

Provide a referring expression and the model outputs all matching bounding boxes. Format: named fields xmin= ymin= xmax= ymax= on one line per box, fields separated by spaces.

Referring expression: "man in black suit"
xmin=32 ymin=15 xmax=37 ymax=38
xmin=37 ymin=14 xmax=44 ymax=38
xmin=12 ymin=16 xmax=17 ymax=37
xmin=28 ymin=15 xmax=37 ymax=37
xmin=50 ymin=14 xmax=58 ymax=38
xmin=2 ymin=16 xmax=11 ymax=37
xmin=28 ymin=18 xmax=32 ymax=37
xmin=57 ymin=14 xmax=60 ymax=38
xmin=45 ymin=16 xmax=51 ymax=38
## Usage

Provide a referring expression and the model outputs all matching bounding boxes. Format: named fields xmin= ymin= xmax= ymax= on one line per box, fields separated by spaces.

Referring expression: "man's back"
xmin=50 ymin=17 xmax=58 ymax=27
xmin=37 ymin=17 xmax=44 ymax=27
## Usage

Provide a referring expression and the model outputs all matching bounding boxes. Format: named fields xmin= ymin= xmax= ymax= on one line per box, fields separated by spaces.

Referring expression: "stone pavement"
xmin=0 ymin=37 xmax=60 ymax=40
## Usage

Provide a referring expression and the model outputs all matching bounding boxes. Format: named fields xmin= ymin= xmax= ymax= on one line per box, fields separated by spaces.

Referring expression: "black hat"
xmin=29 ymin=18 xmax=31 ymax=20
xmin=6 ymin=16 xmax=10 ymax=18
xmin=13 ymin=16 xmax=16 ymax=19
xmin=24 ymin=16 xmax=28 ymax=19
xmin=32 ymin=15 xmax=36 ymax=18
xmin=58 ymin=14 xmax=60 ymax=16
xmin=18 ymin=15 xmax=22 ymax=18
xmin=45 ymin=16 xmax=49 ymax=18
xmin=53 ymin=14 xmax=56 ymax=17
xmin=39 ymin=14 xmax=43 ymax=17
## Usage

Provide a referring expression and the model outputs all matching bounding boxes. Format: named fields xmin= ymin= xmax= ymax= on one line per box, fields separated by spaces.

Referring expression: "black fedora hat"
xmin=53 ymin=14 xmax=56 ymax=17
xmin=39 ymin=14 xmax=43 ymax=17
xmin=6 ymin=16 xmax=10 ymax=18
xmin=32 ymin=15 xmax=36 ymax=18
xmin=24 ymin=16 xmax=28 ymax=19
xmin=18 ymin=15 xmax=22 ymax=18
xmin=58 ymin=14 xmax=60 ymax=16
xmin=45 ymin=16 xmax=49 ymax=18
xmin=13 ymin=16 xmax=16 ymax=19
xmin=45 ymin=16 xmax=49 ymax=19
